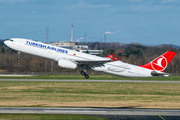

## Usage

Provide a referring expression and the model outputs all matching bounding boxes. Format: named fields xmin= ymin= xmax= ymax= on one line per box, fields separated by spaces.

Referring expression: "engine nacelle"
xmin=58 ymin=59 xmax=77 ymax=69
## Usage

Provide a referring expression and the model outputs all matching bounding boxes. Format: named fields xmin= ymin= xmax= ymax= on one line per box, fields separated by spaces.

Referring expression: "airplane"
xmin=4 ymin=38 xmax=177 ymax=79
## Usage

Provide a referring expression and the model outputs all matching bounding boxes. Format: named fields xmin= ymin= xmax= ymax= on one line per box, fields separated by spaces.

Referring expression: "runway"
xmin=1 ymin=107 xmax=180 ymax=115
xmin=0 ymin=107 xmax=180 ymax=120
xmin=0 ymin=79 xmax=180 ymax=83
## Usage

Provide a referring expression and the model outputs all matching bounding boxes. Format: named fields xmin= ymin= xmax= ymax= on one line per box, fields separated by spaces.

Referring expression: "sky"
xmin=0 ymin=0 xmax=180 ymax=45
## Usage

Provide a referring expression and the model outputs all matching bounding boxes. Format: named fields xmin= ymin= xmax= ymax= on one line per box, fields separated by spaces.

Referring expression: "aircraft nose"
xmin=4 ymin=40 xmax=10 ymax=46
xmin=4 ymin=40 xmax=8 ymax=45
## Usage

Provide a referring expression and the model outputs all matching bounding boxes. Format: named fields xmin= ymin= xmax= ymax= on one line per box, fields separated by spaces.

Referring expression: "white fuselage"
xmin=4 ymin=38 xmax=153 ymax=77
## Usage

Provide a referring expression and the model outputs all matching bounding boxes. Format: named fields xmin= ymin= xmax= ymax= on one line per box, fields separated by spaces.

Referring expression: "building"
xmin=50 ymin=25 xmax=103 ymax=55
xmin=79 ymin=50 xmax=103 ymax=55
xmin=51 ymin=42 xmax=75 ymax=50
xmin=51 ymin=42 xmax=103 ymax=55
xmin=75 ymin=45 xmax=88 ymax=50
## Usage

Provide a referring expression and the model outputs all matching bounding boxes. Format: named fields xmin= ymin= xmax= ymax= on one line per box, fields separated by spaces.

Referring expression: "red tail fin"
xmin=139 ymin=51 xmax=176 ymax=72
xmin=112 ymin=57 xmax=119 ymax=61
xmin=107 ymin=54 xmax=114 ymax=58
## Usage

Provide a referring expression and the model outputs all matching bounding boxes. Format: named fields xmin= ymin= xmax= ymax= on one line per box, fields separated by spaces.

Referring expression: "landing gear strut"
xmin=80 ymin=70 xmax=89 ymax=79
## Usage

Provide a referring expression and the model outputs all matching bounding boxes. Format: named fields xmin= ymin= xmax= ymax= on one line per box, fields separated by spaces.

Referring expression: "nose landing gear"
xmin=80 ymin=70 xmax=89 ymax=79
xmin=17 ymin=52 xmax=21 ymax=59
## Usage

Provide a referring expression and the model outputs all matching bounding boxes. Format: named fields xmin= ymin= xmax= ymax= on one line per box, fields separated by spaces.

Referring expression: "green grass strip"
xmin=0 ymin=114 xmax=108 ymax=120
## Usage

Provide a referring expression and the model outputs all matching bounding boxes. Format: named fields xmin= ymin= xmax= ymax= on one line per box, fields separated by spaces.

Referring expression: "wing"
xmin=75 ymin=59 xmax=111 ymax=68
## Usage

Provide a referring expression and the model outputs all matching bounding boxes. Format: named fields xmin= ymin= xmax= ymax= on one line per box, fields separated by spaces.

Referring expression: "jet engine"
xmin=58 ymin=59 xmax=77 ymax=69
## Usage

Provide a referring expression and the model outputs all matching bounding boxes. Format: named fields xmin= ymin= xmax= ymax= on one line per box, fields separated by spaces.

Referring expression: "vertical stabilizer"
xmin=139 ymin=51 xmax=176 ymax=72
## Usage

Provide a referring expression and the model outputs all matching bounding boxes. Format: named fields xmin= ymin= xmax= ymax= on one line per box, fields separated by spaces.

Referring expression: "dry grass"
xmin=0 ymin=81 xmax=180 ymax=109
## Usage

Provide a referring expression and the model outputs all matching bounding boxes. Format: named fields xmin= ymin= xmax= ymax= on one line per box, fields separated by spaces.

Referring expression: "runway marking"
xmin=158 ymin=114 xmax=165 ymax=120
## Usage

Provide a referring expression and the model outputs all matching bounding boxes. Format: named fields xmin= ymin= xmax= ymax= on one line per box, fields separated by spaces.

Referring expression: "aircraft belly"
xmin=104 ymin=66 xmax=152 ymax=78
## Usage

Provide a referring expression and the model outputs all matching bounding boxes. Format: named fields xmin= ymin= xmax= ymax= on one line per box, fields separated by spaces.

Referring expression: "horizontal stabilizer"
xmin=151 ymin=71 xmax=169 ymax=77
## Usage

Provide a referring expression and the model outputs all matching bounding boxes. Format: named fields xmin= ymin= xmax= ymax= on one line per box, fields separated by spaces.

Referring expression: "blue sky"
xmin=0 ymin=0 xmax=180 ymax=45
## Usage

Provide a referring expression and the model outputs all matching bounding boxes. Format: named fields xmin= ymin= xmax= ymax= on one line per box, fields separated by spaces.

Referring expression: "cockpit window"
xmin=10 ymin=40 xmax=13 ymax=42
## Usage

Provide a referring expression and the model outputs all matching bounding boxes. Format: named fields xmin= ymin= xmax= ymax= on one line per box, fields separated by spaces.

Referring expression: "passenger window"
xmin=10 ymin=40 xmax=13 ymax=42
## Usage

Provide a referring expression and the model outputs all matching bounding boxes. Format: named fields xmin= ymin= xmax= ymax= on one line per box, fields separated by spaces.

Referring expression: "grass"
xmin=0 ymin=74 xmax=180 ymax=80
xmin=0 ymin=81 xmax=180 ymax=109
xmin=0 ymin=114 xmax=108 ymax=120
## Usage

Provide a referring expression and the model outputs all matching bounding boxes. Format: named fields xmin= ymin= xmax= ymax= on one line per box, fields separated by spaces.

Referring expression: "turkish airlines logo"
xmin=151 ymin=56 xmax=167 ymax=71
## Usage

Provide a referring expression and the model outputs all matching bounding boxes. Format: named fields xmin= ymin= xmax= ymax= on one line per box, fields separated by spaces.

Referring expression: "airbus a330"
xmin=4 ymin=38 xmax=176 ymax=79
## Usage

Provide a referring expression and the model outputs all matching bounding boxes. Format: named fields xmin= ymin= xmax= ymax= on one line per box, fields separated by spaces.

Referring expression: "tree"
xmin=108 ymin=49 xmax=115 ymax=55
xmin=0 ymin=40 xmax=3 ymax=46
xmin=1 ymin=48 xmax=5 ymax=54
xmin=85 ymin=50 xmax=89 ymax=54
xmin=117 ymin=52 xmax=122 ymax=56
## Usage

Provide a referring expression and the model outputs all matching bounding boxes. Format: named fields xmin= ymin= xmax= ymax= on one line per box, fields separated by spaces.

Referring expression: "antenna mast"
xmin=104 ymin=33 xmax=106 ymax=43
xmin=70 ymin=24 xmax=74 ymax=42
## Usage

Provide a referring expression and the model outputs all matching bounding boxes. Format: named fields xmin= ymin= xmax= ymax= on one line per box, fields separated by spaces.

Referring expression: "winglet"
xmin=139 ymin=51 xmax=176 ymax=72
xmin=107 ymin=54 xmax=114 ymax=58
xmin=112 ymin=57 xmax=119 ymax=61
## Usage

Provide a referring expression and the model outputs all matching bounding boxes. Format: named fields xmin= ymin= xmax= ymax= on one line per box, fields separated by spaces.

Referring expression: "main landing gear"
xmin=81 ymin=70 xmax=89 ymax=79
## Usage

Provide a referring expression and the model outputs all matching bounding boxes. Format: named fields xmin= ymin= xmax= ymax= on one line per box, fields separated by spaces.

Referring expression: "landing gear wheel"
xmin=17 ymin=56 xmax=21 ymax=59
xmin=84 ymin=74 xmax=89 ymax=79
xmin=81 ymin=71 xmax=85 ymax=75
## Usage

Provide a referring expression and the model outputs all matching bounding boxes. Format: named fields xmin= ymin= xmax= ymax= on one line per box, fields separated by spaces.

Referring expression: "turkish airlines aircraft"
xmin=4 ymin=38 xmax=176 ymax=79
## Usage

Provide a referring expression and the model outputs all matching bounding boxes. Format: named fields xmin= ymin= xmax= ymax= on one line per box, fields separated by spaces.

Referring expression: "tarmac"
xmin=0 ymin=107 xmax=180 ymax=120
